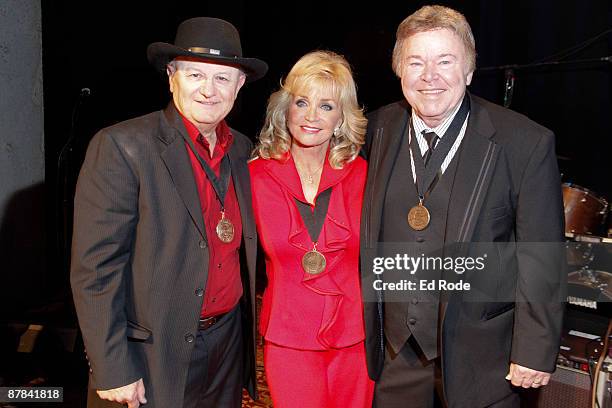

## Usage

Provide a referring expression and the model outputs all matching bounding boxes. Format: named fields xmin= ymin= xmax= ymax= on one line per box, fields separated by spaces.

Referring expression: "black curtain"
xmin=39 ymin=0 xmax=612 ymax=310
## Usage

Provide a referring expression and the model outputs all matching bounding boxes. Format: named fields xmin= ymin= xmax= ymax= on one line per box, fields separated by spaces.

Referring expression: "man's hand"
xmin=97 ymin=378 xmax=147 ymax=407
xmin=505 ymin=363 xmax=551 ymax=388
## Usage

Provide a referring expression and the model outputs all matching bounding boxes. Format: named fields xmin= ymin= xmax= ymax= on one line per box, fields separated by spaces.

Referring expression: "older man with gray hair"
xmin=361 ymin=5 xmax=565 ymax=407
xmin=71 ymin=17 xmax=267 ymax=408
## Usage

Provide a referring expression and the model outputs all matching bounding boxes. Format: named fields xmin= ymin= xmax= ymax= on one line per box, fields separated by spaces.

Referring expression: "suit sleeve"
xmin=70 ymin=129 xmax=143 ymax=389
xmin=360 ymin=111 xmax=379 ymax=161
xmin=511 ymin=130 xmax=566 ymax=372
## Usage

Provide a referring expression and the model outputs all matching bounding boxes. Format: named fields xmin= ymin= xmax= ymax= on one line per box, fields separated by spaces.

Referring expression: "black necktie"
xmin=422 ymin=130 xmax=439 ymax=167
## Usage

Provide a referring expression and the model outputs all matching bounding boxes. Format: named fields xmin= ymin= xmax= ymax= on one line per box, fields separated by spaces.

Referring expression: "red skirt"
xmin=264 ymin=340 xmax=374 ymax=408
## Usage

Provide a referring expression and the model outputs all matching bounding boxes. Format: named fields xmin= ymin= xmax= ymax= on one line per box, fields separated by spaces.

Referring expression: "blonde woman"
xmin=249 ymin=51 xmax=374 ymax=407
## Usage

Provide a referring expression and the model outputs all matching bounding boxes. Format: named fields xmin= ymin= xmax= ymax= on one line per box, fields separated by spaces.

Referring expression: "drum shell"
xmin=562 ymin=184 xmax=608 ymax=236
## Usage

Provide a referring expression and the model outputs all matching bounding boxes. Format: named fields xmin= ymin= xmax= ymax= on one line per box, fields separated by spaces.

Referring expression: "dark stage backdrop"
xmin=38 ymin=0 xmax=612 ymax=314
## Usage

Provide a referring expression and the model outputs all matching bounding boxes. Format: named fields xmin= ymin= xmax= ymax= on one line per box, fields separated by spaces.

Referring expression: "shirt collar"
xmin=412 ymin=97 xmax=464 ymax=139
xmin=179 ymin=114 xmax=234 ymax=154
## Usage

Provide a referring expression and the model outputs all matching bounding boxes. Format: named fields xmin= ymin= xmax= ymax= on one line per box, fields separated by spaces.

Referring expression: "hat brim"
xmin=147 ymin=42 xmax=268 ymax=82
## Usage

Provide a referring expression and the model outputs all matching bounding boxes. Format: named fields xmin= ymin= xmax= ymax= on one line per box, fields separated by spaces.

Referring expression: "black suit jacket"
xmin=360 ymin=93 xmax=565 ymax=407
xmin=70 ymin=104 xmax=258 ymax=408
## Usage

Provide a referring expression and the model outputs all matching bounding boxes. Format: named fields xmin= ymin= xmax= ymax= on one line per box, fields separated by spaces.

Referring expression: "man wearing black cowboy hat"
xmin=71 ymin=17 xmax=267 ymax=408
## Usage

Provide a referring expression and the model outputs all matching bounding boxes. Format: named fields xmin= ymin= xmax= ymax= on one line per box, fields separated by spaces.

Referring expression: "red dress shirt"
xmin=249 ymin=153 xmax=367 ymax=350
xmin=181 ymin=116 xmax=242 ymax=318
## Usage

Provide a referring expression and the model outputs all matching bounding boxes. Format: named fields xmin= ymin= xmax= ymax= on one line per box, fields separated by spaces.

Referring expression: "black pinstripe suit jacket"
xmin=70 ymin=103 xmax=257 ymax=407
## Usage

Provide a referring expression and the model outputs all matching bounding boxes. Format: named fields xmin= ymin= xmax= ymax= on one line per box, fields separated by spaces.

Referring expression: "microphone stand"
xmin=503 ymin=68 xmax=515 ymax=108
xmin=56 ymin=88 xmax=90 ymax=280
xmin=478 ymin=56 xmax=611 ymax=108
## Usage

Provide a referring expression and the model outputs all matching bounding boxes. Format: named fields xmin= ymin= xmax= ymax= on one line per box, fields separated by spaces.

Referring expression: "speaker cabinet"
xmin=522 ymin=366 xmax=592 ymax=408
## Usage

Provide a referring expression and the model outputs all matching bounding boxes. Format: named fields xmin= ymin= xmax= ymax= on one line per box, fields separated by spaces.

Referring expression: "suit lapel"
xmin=158 ymin=104 xmax=255 ymax=244
xmin=446 ymin=94 xmax=499 ymax=243
xmin=228 ymin=139 xmax=256 ymax=241
xmin=441 ymin=95 xmax=499 ymax=335
xmin=365 ymin=96 xmax=500 ymax=254
xmin=365 ymin=103 xmax=412 ymax=249
xmin=160 ymin=105 xmax=207 ymax=239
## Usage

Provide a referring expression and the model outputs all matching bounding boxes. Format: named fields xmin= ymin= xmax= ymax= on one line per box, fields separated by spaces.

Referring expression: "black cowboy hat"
xmin=147 ymin=17 xmax=268 ymax=82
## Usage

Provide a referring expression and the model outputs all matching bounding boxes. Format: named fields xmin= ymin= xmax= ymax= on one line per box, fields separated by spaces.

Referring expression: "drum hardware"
xmin=562 ymin=183 xmax=612 ymax=309
xmin=571 ymin=269 xmax=609 ymax=292
xmin=567 ymin=233 xmax=612 ymax=245
xmin=566 ymin=233 xmax=612 ymax=308
xmin=568 ymin=269 xmax=612 ymax=303
xmin=566 ymin=240 xmax=595 ymax=268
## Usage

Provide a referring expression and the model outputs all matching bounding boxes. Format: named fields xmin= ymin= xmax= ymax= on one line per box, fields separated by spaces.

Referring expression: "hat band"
xmin=188 ymin=47 xmax=239 ymax=58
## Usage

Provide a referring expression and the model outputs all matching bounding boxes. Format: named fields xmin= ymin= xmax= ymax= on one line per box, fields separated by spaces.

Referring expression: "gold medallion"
xmin=302 ymin=249 xmax=326 ymax=275
xmin=407 ymin=202 xmax=431 ymax=231
xmin=216 ymin=213 xmax=235 ymax=243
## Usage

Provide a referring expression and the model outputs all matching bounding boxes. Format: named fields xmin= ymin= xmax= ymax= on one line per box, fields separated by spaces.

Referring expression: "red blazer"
xmin=249 ymin=154 xmax=367 ymax=350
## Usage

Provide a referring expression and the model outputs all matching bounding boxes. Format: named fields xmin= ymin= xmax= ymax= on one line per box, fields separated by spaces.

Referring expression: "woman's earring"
xmin=333 ymin=127 xmax=340 ymax=136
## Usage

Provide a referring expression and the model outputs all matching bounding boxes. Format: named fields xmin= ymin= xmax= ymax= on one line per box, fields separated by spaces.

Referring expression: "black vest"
xmin=380 ymin=129 xmax=461 ymax=360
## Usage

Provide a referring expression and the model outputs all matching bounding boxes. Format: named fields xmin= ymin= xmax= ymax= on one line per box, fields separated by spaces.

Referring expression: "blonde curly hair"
xmin=254 ymin=50 xmax=366 ymax=169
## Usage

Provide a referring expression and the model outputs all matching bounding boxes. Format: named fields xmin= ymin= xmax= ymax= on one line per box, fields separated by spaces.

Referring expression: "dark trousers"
xmin=183 ymin=305 xmax=243 ymax=408
xmin=374 ymin=337 xmax=520 ymax=408
xmin=374 ymin=337 xmax=436 ymax=408
xmin=488 ymin=393 xmax=520 ymax=408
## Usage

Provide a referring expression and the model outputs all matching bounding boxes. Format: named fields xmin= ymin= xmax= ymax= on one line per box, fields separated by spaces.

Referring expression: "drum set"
xmin=563 ymin=183 xmax=612 ymax=310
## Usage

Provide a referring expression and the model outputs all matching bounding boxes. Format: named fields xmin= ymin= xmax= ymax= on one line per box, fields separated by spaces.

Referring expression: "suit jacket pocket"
xmin=484 ymin=205 xmax=511 ymax=221
xmin=126 ymin=320 xmax=152 ymax=341
xmin=482 ymin=302 xmax=515 ymax=321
